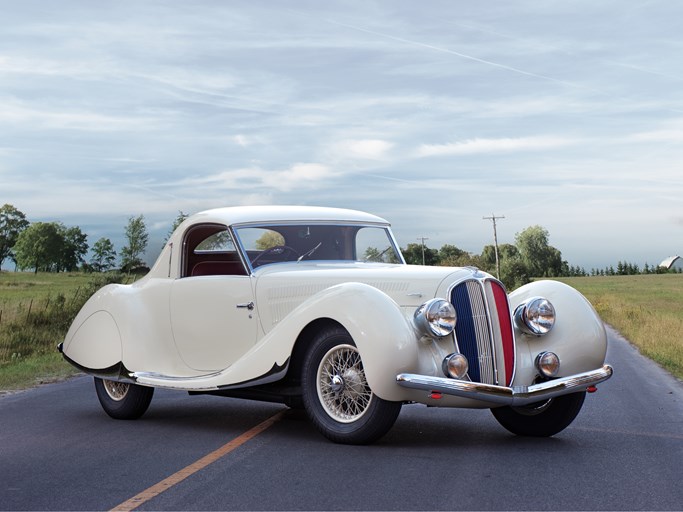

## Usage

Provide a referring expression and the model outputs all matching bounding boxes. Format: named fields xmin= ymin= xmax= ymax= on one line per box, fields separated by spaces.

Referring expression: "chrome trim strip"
xmin=448 ymin=276 xmax=515 ymax=386
xmin=396 ymin=365 xmax=613 ymax=406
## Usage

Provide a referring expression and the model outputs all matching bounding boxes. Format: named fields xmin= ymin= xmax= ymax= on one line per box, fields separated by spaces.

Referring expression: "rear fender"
xmin=61 ymin=285 xmax=122 ymax=372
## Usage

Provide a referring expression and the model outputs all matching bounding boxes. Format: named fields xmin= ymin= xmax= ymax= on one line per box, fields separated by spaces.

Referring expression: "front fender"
xmin=214 ymin=282 xmax=419 ymax=400
xmin=509 ymin=280 xmax=607 ymax=381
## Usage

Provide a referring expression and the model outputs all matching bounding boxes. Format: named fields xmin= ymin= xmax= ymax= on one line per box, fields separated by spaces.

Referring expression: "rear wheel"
xmin=302 ymin=326 xmax=401 ymax=444
xmin=94 ymin=377 xmax=154 ymax=420
xmin=491 ymin=391 xmax=586 ymax=437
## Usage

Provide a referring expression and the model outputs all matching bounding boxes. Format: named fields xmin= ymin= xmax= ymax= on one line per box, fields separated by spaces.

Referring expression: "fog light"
xmin=442 ymin=353 xmax=469 ymax=379
xmin=536 ymin=351 xmax=560 ymax=377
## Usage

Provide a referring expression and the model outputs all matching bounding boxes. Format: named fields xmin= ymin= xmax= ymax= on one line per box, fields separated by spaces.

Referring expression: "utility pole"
xmin=417 ymin=236 xmax=429 ymax=265
xmin=483 ymin=214 xmax=505 ymax=279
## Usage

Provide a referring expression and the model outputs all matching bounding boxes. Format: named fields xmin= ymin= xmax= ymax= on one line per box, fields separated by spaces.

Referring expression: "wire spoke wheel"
xmin=102 ymin=380 xmax=131 ymax=401
xmin=302 ymin=326 xmax=402 ymax=444
xmin=94 ymin=377 xmax=154 ymax=420
xmin=317 ymin=344 xmax=373 ymax=423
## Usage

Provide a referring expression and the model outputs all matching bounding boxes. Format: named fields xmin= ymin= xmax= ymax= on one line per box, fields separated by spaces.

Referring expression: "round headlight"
xmin=414 ymin=298 xmax=456 ymax=337
xmin=536 ymin=351 xmax=560 ymax=377
xmin=514 ymin=297 xmax=555 ymax=336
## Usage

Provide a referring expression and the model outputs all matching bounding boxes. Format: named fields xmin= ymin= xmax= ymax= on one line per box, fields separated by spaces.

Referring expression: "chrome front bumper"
xmin=396 ymin=365 xmax=613 ymax=406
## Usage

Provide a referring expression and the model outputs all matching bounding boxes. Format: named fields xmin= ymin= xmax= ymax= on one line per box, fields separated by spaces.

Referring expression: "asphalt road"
xmin=1 ymin=327 xmax=681 ymax=511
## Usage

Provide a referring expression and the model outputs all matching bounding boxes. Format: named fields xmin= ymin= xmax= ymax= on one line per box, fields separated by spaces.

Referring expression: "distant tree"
xmin=438 ymin=244 xmax=468 ymax=262
xmin=58 ymin=224 xmax=89 ymax=271
xmin=402 ymin=242 xmax=439 ymax=265
xmin=480 ymin=243 xmax=522 ymax=279
xmin=363 ymin=246 xmax=401 ymax=263
xmin=499 ymin=257 xmax=530 ymax=290
xmin=255 ymin=230 xmax=285 ymax=250
xmin=120 ymin=215 xmax=149 ymax=272
xmin=165 ymin=210 xmax=189 ymax=243
xmin=515 ymin=226 xmax=562 ymax=278
xmin=13 ymin=222 xmax=62 ymax=273
xmin=481 ymin=243 xmax=519 ymax=268
xmin=0 ymin=204 xmax=30 ymax=267
xmin=90 ymin=237 xmax=117 ymax=272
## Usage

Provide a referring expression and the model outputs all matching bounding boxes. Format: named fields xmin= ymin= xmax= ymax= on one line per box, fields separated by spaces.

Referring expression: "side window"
xmin=356 ymin=227 xmax=400 ymax=263
xmin=183 ymin=225 xmax=247 ymax=277
xmin=196 ymin=231 xmax=236 ymax=252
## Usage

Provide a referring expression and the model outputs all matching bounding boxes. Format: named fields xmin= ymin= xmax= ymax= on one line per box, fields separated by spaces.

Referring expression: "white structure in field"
xmin=659 ymin=256 xmax=683 ymax=271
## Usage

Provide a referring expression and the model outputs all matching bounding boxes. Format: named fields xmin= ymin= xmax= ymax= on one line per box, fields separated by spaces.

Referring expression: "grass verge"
xmin=0 ymin=352 xmax=81 ymax=393
xmin=0 ymin=271 xmax=130 ymax=392
xmin=558 ymin=274 xmax=683 ymax=380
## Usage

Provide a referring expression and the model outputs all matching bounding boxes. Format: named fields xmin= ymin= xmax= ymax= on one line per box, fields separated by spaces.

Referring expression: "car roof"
xmin=187 ymin=205 xmax=391 ymax=227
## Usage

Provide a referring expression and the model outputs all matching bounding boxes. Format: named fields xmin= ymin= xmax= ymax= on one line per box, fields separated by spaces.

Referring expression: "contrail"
xmin=321 ymin=17 xmax=597 ymax=93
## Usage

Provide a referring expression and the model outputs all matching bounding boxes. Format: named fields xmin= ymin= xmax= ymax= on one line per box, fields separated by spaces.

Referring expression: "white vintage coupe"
xmin=60 ymin=206 xmax=612 ymax=444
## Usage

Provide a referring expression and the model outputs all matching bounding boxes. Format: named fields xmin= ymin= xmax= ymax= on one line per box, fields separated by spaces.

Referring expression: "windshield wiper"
xmin=298 ymin=242 xmax=322 ymax=262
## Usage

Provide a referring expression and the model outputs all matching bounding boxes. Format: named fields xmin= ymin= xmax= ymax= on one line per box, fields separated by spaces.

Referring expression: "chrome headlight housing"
xmin=536 ymin=351 xmax=560 ymax=377
xmin=514 ymin=296 xmax=556 ymax=336
xmin=414 ymin=298 xmax=456 ymax=338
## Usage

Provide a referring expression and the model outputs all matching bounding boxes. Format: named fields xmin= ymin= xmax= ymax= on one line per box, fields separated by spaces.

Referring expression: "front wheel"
xmin=94 ymin=377 xmax=154 ymax=420
xmin=491 ymin=391 xmax=586 ymax=437
xmin=301 ymin=326 xmax=402 ymax=444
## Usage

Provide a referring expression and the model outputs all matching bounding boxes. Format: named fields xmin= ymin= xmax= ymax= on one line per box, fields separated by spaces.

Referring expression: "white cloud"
xmin=416 ymin=136 xmax=579 ymax=157
xmin=327 ymin=139 xmax=394 ymax=161
xmin=0 ymin=100 xmax=160 ymax=132
xmin=233 ymin=134 xmax=251 ymax=147
xmin=181 ymin=163 xmax=334 ymax=193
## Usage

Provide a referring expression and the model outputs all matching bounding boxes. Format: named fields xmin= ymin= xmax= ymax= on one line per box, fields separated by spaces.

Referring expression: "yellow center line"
xmin=110 ymin=409 xmax=287 ymax=512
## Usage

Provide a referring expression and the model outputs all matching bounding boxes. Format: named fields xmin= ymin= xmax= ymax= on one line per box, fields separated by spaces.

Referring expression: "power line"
xmin=416 ymin=236 xmax=429 ymax=265
xmin=483 ymin=214 xmax=505 ymax=278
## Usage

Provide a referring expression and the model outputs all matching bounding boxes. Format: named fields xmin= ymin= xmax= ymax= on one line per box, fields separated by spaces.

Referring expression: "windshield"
xmin=234 ymin=224 xmax=403 ymax=269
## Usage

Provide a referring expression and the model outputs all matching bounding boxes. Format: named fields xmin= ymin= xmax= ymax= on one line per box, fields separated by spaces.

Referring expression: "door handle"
xmin=236 ymin=302 xmax=255 ymax=311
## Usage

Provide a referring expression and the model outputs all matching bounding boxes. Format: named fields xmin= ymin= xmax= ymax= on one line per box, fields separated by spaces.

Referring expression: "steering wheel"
xmin=251 ymin=245 xmax=300 ymax=266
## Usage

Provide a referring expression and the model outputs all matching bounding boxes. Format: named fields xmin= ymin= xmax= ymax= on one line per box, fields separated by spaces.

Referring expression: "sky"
xmin=1 ymin=0 xmax=682 ymax=271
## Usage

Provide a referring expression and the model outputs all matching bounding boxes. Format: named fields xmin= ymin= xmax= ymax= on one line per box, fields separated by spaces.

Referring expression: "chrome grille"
xmin=450 ymin=278 xmax=515 ymax=386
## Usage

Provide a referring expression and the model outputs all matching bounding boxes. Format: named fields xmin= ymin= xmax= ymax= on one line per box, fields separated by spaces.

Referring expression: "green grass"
xmin=0 ymin=351 xmax=81 ymax=392
xmin=0 ymin=271 xmax=94 ymax=301
xmin=0 ymin=271 xmax=129 ymax=390
xmin=558 ymin=274 xmax=683 ymax=380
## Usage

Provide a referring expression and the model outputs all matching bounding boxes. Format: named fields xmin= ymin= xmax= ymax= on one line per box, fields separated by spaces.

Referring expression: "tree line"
xmin=1 ymin=204 xmax=676 ymax=287
xmin=0 ymin=204 xmax=185 ymax=274
xmin=402 ymin=225 xmax=568 ymax=289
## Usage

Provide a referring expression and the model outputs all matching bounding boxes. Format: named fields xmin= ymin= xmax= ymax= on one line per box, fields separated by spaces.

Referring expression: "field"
xmin=0 ymin=271 xmax=129 ymax=390
xmin=1 ymin=271 xmax=681 ymax=391
xmin=558 ymin=274 xmax=683 ymax=380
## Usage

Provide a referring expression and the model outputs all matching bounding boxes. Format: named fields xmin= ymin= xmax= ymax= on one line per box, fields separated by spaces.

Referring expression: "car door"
xmin=170 ymin=274 xmax=257 ymax=372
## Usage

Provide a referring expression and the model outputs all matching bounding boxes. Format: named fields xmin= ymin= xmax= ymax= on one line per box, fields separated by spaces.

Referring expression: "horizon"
xmin=0 ymin=204 xmax=676 ymax=273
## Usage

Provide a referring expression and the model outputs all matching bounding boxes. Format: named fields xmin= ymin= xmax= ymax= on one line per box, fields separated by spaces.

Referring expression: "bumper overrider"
xmin=396 ymin=365 xmax=613 ymax=406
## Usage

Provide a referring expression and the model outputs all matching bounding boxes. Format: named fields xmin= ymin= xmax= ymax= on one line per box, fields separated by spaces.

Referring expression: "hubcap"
xmin=317 ymin=344 xmax=373 ymax=423
xmin=103 ymin=380 xmax=130 ymax=401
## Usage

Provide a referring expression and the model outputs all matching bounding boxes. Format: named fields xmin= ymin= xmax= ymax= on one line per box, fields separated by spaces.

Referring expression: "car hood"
xmin=253 ymin=263 xmax=484 ymax=331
